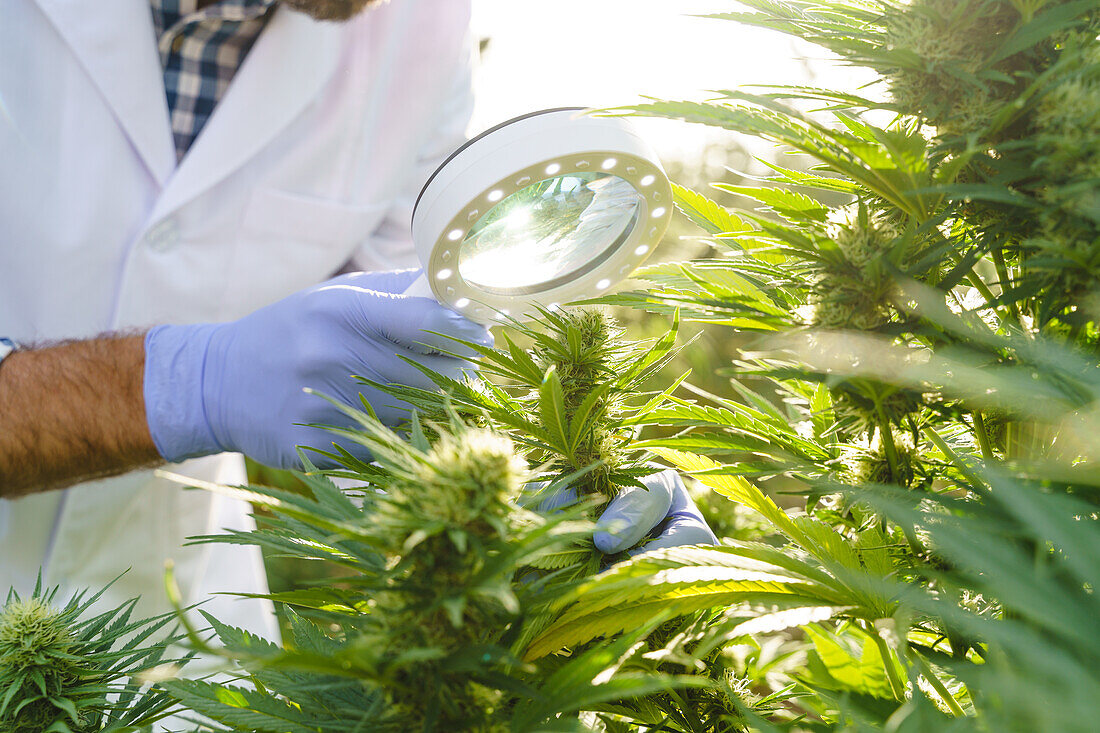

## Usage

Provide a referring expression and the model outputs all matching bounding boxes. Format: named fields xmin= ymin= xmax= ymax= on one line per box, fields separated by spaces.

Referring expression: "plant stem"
xmin=913 ymin=650 xmax=966 ymax=717
xmin=923 ymin=425 xmax=953 ymax=459
xmin=1005 ymin=419 xmax=1019 ymax=462
xmin=923 ymin=426 xmax=988 ymax=495
xmin=864 ymin=622 xmax=907 ymax=702
xmin=965 ymin=271 xmax=997 ymax=302
xmin=965 ymin=271 xmax=1015 ymax=329
xmin=901 ymin=524 xmax=926 ymax=561
xmin=875 ymin=408 xmax=901 ymax=483
xmin=990 ymin=245 xmax=1023 ymax=328
xmin=971 ymin=411 xmax=995 ymax=461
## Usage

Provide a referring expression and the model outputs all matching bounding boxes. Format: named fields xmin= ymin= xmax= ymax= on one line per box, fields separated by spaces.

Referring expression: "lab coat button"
xmin=145 ymin=218 xmax=180 ymax=252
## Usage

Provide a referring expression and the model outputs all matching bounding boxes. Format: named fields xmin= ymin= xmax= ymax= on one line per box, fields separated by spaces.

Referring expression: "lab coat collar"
xmin=149 ymin=6 xmax=342 ymax=224
xmin=34 ymin=0 xmax=177 ymax=186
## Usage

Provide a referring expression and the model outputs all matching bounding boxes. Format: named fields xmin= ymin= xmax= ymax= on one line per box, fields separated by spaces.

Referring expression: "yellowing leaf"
xmin=649 ymin=448 xmax=802 ymax=540
xmin=525 ymin=566 xmax=827 ymax=660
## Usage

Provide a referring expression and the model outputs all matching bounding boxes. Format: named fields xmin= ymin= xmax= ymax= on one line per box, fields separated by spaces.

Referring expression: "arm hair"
xmin=0 ymin=334 xmax=163 ymax=497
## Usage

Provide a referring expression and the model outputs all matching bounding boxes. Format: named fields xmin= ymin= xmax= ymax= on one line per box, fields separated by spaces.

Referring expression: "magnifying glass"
xmin=407 ymin=108 xmax=674 ymax=324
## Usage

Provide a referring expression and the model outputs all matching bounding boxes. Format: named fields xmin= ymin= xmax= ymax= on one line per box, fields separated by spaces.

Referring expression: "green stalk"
xmin=966 ymin=271 xmax=1015 ymax=329
xmin=875 ymin=408 xmax=901 ymax=483
xmin=924 ymin=426 xmax=987 ymax=494
xmin=1005 ymin=420 xmax=1020 ymax=462
xmin=990 ymin=245 xmax=1024 ymax=328
xmin=966 ymin=269 xmax=997 ymax=302
xmin=863 ymin=622 xmax=907 ymax=702
xmin=923 ymin=425 xmax=954 ymax=459
xmin=913 ymin=650 xmax=966 ymax=717
xmin=900 ymin=523 xmax=925 ymax=562
xmin=870 ymin=408 xmax=925 ymax=558
xmin=971 ymin=411 xmax=995 ymax=461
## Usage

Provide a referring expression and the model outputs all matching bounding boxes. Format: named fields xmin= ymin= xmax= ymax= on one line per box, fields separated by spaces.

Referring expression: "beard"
xmin=280 ymin=0 xmax=387 ymax=21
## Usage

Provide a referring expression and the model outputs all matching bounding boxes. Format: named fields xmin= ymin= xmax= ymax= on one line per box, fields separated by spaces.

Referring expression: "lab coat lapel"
xmin=149 ymin=7 xmax=342 ymax=224
xmin=34 ymin=0 xmax=176 ymax=186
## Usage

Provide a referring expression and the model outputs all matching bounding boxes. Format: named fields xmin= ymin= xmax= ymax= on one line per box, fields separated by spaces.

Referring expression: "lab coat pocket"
xmin=234 ymin=188 xmax=389 ymax=311
xmin=242 ymin=187 xmax=388 ymax=248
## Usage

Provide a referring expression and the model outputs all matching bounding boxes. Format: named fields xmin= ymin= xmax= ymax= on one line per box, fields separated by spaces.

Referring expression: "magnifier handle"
xmin=403 ymin=272 xmax=435 ymax=299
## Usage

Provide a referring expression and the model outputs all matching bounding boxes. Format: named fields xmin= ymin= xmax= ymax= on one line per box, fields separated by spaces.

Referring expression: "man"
xmin=0 ymin=0 xmax=714 ymax=640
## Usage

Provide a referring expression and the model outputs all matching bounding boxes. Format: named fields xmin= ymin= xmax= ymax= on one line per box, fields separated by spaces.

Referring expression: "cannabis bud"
xmin=414 ymin=428 xmax=526 ymax=530
xmin=1029 ymin=38 xmax=1100 ymax=306
xmin=810 ymin=205 xmax=901 ymax=331
xmin=0 ymin=597 xmax=89 ymax=733
xmin=367 ymin=427 xmax=531 ymax=729
xmin=882 ymin=0 xmax=1018 ymax=137
xmin=530 ymin=307 xmax=628 ymax=503
xmin=843 ymin=430 xmax=920 ymax=488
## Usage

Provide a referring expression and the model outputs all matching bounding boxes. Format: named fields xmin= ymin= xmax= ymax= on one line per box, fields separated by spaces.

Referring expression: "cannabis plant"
xmin=359 ymin=306 xmax=687 ymax=574
xmin=159 ymin=409 xmax=700 ymax=732
xmin=0 ymin=579 xmax=184 ymax=732
xmin=523 ymin=0 xmax=1100 ymax=729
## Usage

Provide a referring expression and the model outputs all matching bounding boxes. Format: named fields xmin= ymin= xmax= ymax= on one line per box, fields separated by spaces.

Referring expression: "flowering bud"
xmin=0 ymin=598 xmax=87 ymax=733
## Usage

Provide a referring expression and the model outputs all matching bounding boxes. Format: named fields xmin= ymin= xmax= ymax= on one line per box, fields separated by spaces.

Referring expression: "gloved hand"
xmin=143 ymin=269 xmax=491 ymax=469
xmin=538 ymin=469 xmax=718 ymax=557
xmin=596 ymin=469 xmax=719 ymax=555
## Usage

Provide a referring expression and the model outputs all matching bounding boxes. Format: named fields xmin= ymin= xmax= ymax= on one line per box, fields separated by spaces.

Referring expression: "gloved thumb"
xmin=593 ymin=474 xmax=674 ymax=554
xmin=625 ymin=474 xmax=718 ymax=556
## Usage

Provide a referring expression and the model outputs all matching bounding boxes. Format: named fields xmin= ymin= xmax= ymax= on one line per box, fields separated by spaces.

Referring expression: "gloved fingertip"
xmin=537 ymin=486 xmax=579 ymax=514
xmin=594 ymin=509 xmax=650 ymax=555
xmin=398 ymin=307 xmax=491 ymax=355
xmin=367 ymin=267 xmax=424 ymax=294
xmin=593 ymin=526 xmax=631 ymax=555
xmin=605 ymin=481 xmax=674 ymax=527
xmin=592 ymin=481 xmax=674 ymax=554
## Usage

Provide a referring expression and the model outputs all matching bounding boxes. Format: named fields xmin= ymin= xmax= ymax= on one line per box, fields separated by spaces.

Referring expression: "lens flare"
xmin=457 ymin=172 xmax=642 ymax=294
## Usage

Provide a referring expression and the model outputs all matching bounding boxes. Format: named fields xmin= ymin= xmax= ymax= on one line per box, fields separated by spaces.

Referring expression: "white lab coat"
xmin=0 ymin=0 xmax=475 ymax=641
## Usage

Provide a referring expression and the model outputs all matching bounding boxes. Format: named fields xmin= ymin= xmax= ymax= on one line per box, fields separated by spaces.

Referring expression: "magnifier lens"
xmin=457 ymin=172 xmax=643 ymax=295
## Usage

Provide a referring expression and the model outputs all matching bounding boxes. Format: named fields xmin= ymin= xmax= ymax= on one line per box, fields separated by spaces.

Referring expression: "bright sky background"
xmin=469 ymin=0 xmax=873 ymax=166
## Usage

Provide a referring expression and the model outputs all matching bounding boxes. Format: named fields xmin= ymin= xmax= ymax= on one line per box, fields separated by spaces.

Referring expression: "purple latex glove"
xmin=144 ymin=269 xmax=491 ymax=469
xmin=537 ymin=469 xmax=718 ymax=556
xmin=594 ymin=469 xmax=718 ymax=556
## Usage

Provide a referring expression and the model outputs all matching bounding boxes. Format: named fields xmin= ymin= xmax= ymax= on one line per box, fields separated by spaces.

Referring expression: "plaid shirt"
xmin=150 ymin=0 xmax=276 ymax=161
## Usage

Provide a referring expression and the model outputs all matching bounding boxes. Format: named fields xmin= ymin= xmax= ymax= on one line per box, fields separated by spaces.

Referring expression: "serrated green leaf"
xmin=649 ymin=448 xmax=803 ymax=540
xmin=672 ymin=182 xmax=753 ymax=236
xmin=538 ymin=365 xmax=571 ymax=458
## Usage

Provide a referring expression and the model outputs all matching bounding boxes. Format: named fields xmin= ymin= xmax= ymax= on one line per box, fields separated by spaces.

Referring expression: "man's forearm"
xmin=0 ymin=334 xmax=163 ymax=497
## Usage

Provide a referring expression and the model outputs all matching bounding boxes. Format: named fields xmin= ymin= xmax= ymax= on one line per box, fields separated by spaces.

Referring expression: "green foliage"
xmin=562 ymin=0 xmax=1100 ymax=728
xmin=367 ymin=306 xmax=683 ymax=493
xmin=0 ymin=579 xmax=184 ymax=732
xmin=162 ymin=412 xmax=704 ymax=732
xmin=353 ymin=305 xmax=688 ymax=580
